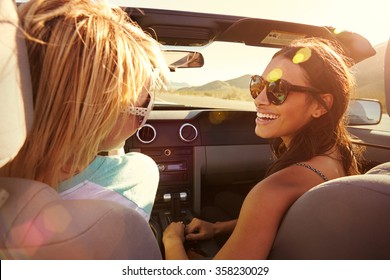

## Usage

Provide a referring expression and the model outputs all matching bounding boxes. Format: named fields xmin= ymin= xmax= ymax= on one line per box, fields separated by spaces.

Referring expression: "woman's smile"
xmin=256 ymin=112 xmax=280 ymax=124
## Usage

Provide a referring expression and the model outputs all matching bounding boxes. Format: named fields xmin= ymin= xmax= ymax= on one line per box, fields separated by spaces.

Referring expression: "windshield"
xmin=158 ymin=42 xmax=278 ymax=111
xmin=158 ymin=40 xmax=387 ymax=114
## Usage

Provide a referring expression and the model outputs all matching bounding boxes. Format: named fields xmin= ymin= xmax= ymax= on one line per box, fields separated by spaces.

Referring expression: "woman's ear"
xmin=312 ymin=93 xmax=333 ymax=118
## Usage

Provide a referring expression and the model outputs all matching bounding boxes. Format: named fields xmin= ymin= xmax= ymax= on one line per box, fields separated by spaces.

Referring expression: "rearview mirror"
xmin=347 ymin=99 xmax=382 ymax=125
xmin=163 ymin=51 xmax=204 ymax=70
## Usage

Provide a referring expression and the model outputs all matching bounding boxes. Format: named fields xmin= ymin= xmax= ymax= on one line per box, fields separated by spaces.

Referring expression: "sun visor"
xmin=330 ymin=28 xmax=376 ymax=63
xmin=216 ymin=18 xmax=376 ymax=63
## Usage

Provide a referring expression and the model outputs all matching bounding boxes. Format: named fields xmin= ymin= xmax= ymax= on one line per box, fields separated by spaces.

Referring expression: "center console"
xmin=142 ymin=146 xmax=194 ymax=228
xmin=141 ymin=146 xmax=218 ymax=258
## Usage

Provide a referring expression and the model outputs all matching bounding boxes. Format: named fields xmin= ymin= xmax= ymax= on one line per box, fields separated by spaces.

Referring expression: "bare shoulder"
xmin=222 ymin=166 xmax=315 ymax=259
xmin=247 ymin=152 xmax=345 ymax=204
xmin=218 ymin=155 xmax=345 ymax=259
xmin=247 ymin=166 xmax=315 ymax=207
xmin=297 ymin=153 xmax=346 ymax=181
xmin=217 ymin=167 xmax=309 ymax=259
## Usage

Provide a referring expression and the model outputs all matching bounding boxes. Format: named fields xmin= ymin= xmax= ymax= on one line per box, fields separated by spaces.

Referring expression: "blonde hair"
xmin=1 ymin=0 xmax=167 ymax=187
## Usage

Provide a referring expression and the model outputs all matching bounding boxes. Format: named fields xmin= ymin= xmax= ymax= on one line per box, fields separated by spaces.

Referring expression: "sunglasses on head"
xmin=123 ymin=88 xmax=153 ymax=128
xmin=249 ymin=75 xmax=321 ymax=105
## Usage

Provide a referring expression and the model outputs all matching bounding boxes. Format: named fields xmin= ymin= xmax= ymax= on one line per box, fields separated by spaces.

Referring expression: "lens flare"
xmin=333 ymin=28 xmax=345 ymax=35
xmin=43 ymin=204 xmax=72 ymax=232
xmin=293 ymin=47 xmax=312 ymax=64
xmin=267 ymin=68 xmax=283 ymax=82
xmin=209 ymin=111 xmax=229 ymax=124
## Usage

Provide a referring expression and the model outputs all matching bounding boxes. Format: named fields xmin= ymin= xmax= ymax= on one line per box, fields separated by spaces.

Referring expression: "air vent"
xmin=179 ymin=123 xmax=198 ymax=143
xmin=136 ymin=124 xmax=156 ymax=144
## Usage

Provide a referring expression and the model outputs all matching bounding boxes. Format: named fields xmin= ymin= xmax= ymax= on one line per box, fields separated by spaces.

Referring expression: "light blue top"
xmin=58 ymin=153 xmax=159 ymax=220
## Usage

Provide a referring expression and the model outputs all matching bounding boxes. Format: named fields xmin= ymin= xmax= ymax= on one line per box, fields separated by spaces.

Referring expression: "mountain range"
xmin=171 ymin=75 xmax=251 ymax=92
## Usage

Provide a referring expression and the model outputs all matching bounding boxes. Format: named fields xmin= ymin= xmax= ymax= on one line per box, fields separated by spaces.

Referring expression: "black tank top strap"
xmin=295 ymin=162 xmax=328 ymax=182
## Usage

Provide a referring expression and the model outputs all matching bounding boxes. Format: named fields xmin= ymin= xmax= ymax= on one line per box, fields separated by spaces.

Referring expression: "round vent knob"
xmin=179 ymin=123 xmax=198 ymax=143
xmin=136 ymin=124 xmax=156 ymax=144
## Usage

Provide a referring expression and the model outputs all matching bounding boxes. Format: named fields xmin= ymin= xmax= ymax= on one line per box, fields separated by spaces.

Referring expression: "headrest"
xmin=0 ymin=0 xmax=33 ymax=168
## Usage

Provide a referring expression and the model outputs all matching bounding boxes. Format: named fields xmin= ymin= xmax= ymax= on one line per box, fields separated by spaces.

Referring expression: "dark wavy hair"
xmin=266 ymin=38 xmax=364 ymax=177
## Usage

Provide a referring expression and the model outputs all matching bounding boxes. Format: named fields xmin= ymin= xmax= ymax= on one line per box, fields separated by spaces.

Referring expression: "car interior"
xmin=1 ymin=0 xmax=389 ymax=259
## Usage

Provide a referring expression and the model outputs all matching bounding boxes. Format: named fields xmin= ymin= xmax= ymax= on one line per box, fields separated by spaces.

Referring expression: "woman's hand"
xmin=162 ymin=221 xmax=188 ymax=260
xmin=185 ymin=217 xmax=216 ymax=241
xmin=163 ymin=221 xmax=186 ymax=244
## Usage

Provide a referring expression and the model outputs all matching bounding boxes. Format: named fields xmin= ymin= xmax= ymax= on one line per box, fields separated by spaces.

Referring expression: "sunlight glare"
xmin=292 ymin=47 xmax=312 ymax=64
xmin=267 ymin=68 xmax=283 ymax=82
xmin=43 ymin=205 xmax=72 ymax=232
xmin=333 ymin=28 xmax=345 ymax=35
xmin=208 ymin=111 xmax=230 ymax=124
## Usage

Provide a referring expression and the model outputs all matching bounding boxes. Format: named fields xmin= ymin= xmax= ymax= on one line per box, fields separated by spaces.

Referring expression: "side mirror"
xmin=347 ymin=98 xmax=382 ymax=125
xmin=163 ymin=51 xmax=204 ymax=71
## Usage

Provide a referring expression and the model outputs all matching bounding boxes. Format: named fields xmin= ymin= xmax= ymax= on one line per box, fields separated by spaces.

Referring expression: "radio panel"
xmin=142 ymin=147 xmax=193 ymax=214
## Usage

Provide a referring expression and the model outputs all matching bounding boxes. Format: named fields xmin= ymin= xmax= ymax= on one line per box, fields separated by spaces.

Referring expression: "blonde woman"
xmin=1 ymin=0 xmax=167 ymax=220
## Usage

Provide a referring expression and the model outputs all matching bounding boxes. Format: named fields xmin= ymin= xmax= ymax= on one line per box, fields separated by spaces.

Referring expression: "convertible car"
xmin=1 ymin=0 xmax=389 ymax=260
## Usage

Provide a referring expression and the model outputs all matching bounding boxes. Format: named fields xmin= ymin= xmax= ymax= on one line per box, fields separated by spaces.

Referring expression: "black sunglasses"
xmin=250 ymin=75 xmax=322 ymax=105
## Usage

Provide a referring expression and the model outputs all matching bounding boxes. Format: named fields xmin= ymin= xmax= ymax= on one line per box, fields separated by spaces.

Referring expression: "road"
xmin=157 ymin=92 xmax=255 ymax=111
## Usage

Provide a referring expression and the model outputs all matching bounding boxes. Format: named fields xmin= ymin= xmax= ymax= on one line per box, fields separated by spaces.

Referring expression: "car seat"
xmin=268 ymin=161 xmax=390 ymax=259
xmin=0 ymin=0 xmax=161 ymax=259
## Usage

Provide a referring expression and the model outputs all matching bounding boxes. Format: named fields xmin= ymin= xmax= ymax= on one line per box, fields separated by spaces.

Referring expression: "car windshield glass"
xmin=159 ymin=42 xmax=278 ymax=111
xmin=159 ymin=39 xmax=388 ymax=115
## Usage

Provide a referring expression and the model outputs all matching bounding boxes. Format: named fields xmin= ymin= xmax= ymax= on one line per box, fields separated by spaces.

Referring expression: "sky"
xmin=114 ymin=0 xmax=390 ymax=85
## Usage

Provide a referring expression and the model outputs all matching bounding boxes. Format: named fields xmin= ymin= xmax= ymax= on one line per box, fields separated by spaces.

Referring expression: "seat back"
xmin=268 ymin=162 xmax=390 ymax=259
xmin=0 ymin=0 xmax=33 ymax=167
xmin=0 ymin=0 xmax=161 ymax=259
xmin=1 ymin=177 xmax=162 ymax=259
